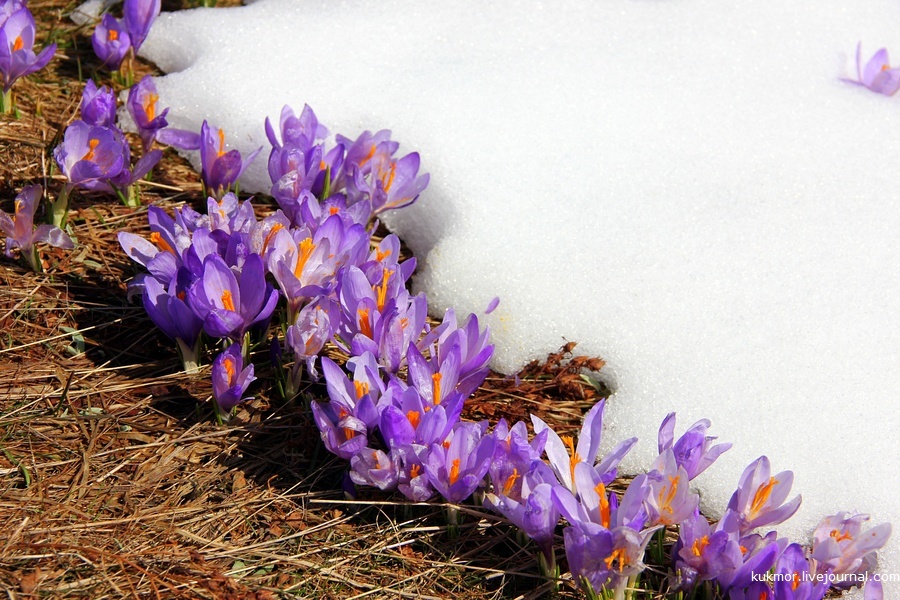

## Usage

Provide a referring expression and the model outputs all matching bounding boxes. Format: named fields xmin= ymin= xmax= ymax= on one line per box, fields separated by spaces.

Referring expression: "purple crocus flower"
xmin=187 ymin=252 xmax=279 ymax=343
xmin=422 ymin=308 xmax=494 ymax=399
xmin=0 ymin=185 xmax=73 ymax=272
xmin=810 ymin=512 xmax=891 ymax=587
xmin=642 ymin=449 xmax=699 ymax=527
xmin=349 ymin=447 xmax=400 ymax=491
xmin=80 ymin=79 xmax=117 ymax=127
xmin=657 ymin=412 xmax=731 ymax=480
xmin=531 ymin=400 xmax=637 ymax=493
xmin=714 ymin=523 xmax=784 ymax=594
xmin=726 ymin=456 xmax=801 ymax=534
xmin=126 ymin=76 xmax=168 ymax=151
xmin=773 ymin=543 xmax=829 ymax=600
xmin=379 ymin=380 xmax=464 ymax=449
xmin=91 ymin=13 xmax=131 ymax=70
xmin=424 ymin=420 xmax=495 ymax=504
xmin=123 ymin=0 xmax=160 ymax=53
xmin=393 ymin=443 xmax=435 ymax=502
xmin=54 ymin=120 xmax=127 ymax=191
xmin=671 ymin=509 xmax=739 ymax=590
xmin=563 ymin=522 xmax=658 ymax=598
xmin=844 ymin=42 xmax=900 ymax=96
xmin=199 ymin=120 xmax=261 ymax=198
xmin=140 ymin=269 xmax=203 ymax=372
xmin=211 ymin=343 xmax=256 ymax=417
xmin=0 ymin=6 xmax=56 ymax=99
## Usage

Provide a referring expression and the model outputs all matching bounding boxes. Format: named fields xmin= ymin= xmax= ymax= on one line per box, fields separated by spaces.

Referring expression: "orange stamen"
xmin=261 ymin=223 xmax=284 ymax=254
xmin=217 ymin=128 xmax=226 ymax=157
xmin=375 ymin=268 xmax=393 ymax=311
xmin=13 ymin=36 xmax=24 ymax=52
xmin=372 ymin=451 xmax=381 ymax=470
xmin=82 ymin=138 xmax=100 ymax=162
xmin=149 ymin=231 xmax=175 ymax=254
xmin=502 ymin=468 xmax=520 ymax=496
xmin=406 ymin=410 xmax=421 ymax=428
xmin=358 ymin=307 xmax=373 ymax=339
xmin=107 ymin=30 xmax=118 ymax=42
xmin=176 ymin=291 xmax=186 ymax=302
xmin=441 ymin=439 xmax=450 ymax=449
xmin=410 ymin=464 xmax=422 ymax=479
xmin=329 ymin=206 xmax=340 ymax=215
xmin=359 ymin=145 xmax=376 ymax=167
xmin=381 ymin=162 xmax=397 ymax=192
xmin=400 ymin=317 xmax=409 ymax=329
xmin=830 ymin=529 xmax=853 ymax=543
xmin=749 ymin=477 xmax=778 ymax=517
xmin=376 ymin=248 xmax=391 ymax=262
xmin=604 ymin=547 xmax=627 ymax=572
xmin=223 ymin=356 xmax=235 ymax=381
xmin=595 ymin=482 xmax=611 ymax=528
xmin=691 ymin=535 xmax=710 ymax=557
xmin=293 ymin=238 xmax=316 ymax=278
xmin=14 ymin=199 xmax=24 ymax=214
xmin=448 ymin=458 xmax=461 ymax=485
xmin=791 ymin=572 xmax=800 ymax=591
xmin=342 ymin=427 xmax=355 ymax=440
xmin=354 ymin=381 xmax=370 ymax=400
xmin=432 ymin=373 xmax=442 ymax=405
xmin=143 ymin=93 xmax=159 ymax=121
xmin=657 ymin=475 xmax=681 ymax=523
xmin=561 ymin=435 xmax=581 ymax=484
xmin=221 ymin=290 xmax=235 ymax=312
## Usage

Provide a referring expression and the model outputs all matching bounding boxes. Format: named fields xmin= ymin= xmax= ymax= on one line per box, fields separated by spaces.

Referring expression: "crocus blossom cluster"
xmin=0 ymin=0 xmax=56 ymax=112
xmin=53 ymin=76 xmax=201 ymax=226
xmin=120 ymin=104 xmax=434 ymax=418
xmin=91 ymin=0 xmax=160 ymax=71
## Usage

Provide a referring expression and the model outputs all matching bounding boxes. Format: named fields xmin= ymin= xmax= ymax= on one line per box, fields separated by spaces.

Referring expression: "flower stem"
xmin=0 ymin=89 xmax=11 ymax=114
xmin=50 ymin=186 xmax=70 ymax=229
xmin=22 ymin=245 xmax=42 ymax=273
xmin=176 ymin=337 xmax=201 ymax=374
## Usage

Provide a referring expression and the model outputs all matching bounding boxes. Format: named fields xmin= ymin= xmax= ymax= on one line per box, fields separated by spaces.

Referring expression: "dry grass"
xmin=0 ymin=2 xmax=628 ymax=598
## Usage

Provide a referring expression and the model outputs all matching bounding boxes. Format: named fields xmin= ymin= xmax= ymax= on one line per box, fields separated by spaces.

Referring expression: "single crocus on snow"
xmin=211 ymin=342 xmax=256 ymax=417
xmin=0 ymin=6 xmax=56 ymax=111
xmin=0 ymin=185 xmax=73 ymax=272
xmin=843 ymin=42 xmax=900 ymax=96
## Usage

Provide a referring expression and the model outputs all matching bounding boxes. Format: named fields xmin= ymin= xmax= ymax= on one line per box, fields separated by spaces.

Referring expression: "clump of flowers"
xmin=0 ymin=1 xmax=56 ymax=113
xmin=52 ymin=75 xmax=207 ymax=226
